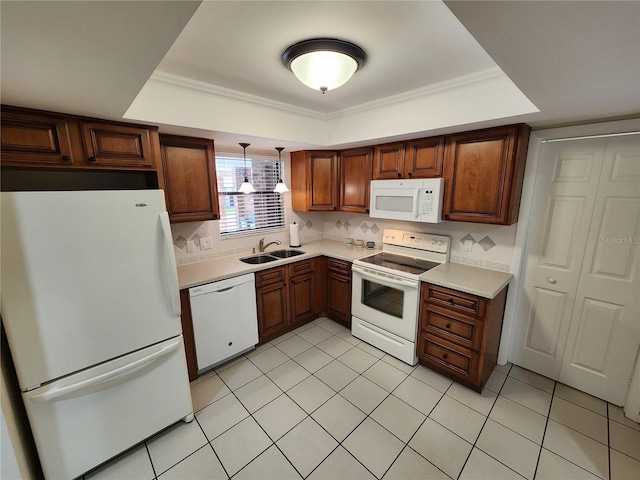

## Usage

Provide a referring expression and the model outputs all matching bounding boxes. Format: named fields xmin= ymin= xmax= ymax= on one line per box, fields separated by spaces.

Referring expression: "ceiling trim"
xmin=150 ymin=71 xmax=327 ymax=120
xmin=327 ymin=67 xmax=505 ymax=119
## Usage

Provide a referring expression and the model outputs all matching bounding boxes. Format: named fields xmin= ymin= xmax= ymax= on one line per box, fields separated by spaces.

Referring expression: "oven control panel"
xmin=382 ymin=229 xmax=450 ymax=254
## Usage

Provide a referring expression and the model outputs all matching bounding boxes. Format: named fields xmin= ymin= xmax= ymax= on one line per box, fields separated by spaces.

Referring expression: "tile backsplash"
xmin=173 ymin=208 xmax=516 ymax=273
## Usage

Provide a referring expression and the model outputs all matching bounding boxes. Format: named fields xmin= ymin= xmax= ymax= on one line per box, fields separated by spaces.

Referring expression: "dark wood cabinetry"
xmin=159 ymin=134 xmax=219 ymax=223
xmin=256 ymin=258 xmax=321 ymax=343
xmin=373 ymin=138 xmax=444 ymax=179
xmin=340 ymin=147 xmax=372 ymax=213
xmin=417 ymin=283 xmax=507 ymax=392
xmin=1 ymin=105 xmax=164 ymax=191
xmin=443 ymin=124 xmax=530 ymax=225
xmin=327 ymin=258 xmax=352 ymax=326
xmin=291 ymin=150 xmax=339 ymax=211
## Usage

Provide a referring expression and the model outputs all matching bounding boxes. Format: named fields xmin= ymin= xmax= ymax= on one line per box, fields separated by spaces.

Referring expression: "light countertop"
xmin=178 ymin=238 xmax=512 ymax=298
xmin=420 ymin=262 xmax=512 ymax=299
xmin=177 ymin=239 xmax=375 ymax=290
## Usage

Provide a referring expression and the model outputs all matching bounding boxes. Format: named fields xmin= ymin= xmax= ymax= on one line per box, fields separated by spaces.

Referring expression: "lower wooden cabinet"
xmin=256 ymin=259 xmax=320 ymax=343
xmin=417 ymin=283 xmax=507 ymax=392
xmin=327 ymin=259 xmax=352 ymax=326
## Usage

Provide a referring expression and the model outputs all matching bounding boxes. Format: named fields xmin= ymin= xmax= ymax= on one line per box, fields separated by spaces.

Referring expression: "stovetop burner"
xmin=357 ymin=252 xmax=441 ymax=276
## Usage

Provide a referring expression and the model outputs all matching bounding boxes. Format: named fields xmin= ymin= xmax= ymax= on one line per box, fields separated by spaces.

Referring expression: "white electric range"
xmin=351 ymin=229 xmax=450 ymax=365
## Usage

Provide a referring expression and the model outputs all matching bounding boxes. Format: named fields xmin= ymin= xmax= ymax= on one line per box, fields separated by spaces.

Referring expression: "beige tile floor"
xmin=85 ymin=318 xmax=640 ymax=480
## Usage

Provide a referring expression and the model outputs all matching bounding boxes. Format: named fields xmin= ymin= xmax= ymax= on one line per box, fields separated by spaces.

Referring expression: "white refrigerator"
xmin=1 ymin=190 xmax=194 ymax=479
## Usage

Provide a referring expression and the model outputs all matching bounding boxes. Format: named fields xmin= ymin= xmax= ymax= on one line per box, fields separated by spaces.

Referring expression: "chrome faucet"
xmin=258 ymin=238 xmax=281 ymax=253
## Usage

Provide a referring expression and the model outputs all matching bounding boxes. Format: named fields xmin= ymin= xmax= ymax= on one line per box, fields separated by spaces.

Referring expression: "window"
xmin=216 ymin=154 xmax=285 ymax=237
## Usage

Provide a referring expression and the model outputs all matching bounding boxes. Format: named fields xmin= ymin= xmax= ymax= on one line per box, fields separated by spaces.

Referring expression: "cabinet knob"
xmin=448 ymin=298 xmax=454 ymax=304
xmin=397 ymin=172 xmax=402 ymax=178
xmin=88 ymin=156 xmax=97 ymax=163
xmin=442 ymin=353 xmax=448 ymax=360
xmin=407 ymin=172 xmax=413 ymax=177
xmin=445 ymin=323 xmax=451 ymax=329
xmin=61 ymin=155 xmax=71 ymax=162
xmin=547 ymin=277 xmax=557 ymax=284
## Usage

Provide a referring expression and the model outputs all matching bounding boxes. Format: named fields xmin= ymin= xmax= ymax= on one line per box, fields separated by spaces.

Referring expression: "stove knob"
xmin=437 ymin=240 xmax=444 ymax=246
xmin=430 ymin=239 xmax=437 ymax=245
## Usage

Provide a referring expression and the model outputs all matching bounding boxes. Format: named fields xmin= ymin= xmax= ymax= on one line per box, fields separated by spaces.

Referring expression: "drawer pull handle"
xmin=442 ymin=353 xmax=448 ymax=360
xmin=448 ymin=298 xmax=454 ymax=304
xmin=88 ymin=156 xmax=97 ymax=163
xmin=445 ymin=323 xmax=451 ymax=329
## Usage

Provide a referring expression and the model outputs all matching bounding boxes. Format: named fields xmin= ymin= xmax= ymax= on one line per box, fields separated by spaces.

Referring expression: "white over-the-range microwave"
xmin=369 ymin=178 xmax=445 ymax=223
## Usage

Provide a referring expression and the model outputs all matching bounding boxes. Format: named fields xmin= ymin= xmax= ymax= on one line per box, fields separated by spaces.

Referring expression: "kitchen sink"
xmin=269 ymin=249 xmax=305 ymax=258
xmin=239 ymin=254 xmax=278 ymax=264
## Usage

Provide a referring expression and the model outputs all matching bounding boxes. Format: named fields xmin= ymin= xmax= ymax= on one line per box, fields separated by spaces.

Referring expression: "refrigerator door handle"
xmin=160 ymin=212 xmax=181 ymax=317
xmin=29 ymin=339 xmax=182 ymax=403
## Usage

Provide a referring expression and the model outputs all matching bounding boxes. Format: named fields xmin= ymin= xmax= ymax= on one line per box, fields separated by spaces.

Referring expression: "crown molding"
xmin=326 ymin=67 xmax=506 ymax=120
xmin=149 ymin=71 xmax=328 ymax=120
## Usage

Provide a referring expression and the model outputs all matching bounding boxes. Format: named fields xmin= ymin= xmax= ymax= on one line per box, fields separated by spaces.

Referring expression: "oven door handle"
xmin=352 ymin=265 xmax=419 ymax=289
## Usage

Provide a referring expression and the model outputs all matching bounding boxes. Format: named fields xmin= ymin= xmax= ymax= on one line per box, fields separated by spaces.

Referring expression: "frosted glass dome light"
xmin=283 ymin=38 xmax=366 ymax=94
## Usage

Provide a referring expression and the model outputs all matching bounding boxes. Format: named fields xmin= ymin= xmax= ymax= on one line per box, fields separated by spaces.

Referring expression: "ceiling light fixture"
xmin=238 ymin=142 xmax=255 ymax=194
xmin=282 ymin=38 xmax=366 ymax=94
xmin=273 ymin=147 xmax=289 ymax=193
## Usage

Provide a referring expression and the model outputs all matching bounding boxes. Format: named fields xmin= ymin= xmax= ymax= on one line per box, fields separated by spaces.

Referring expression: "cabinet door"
xmin=160 ymin=135 xmax=219 ymax=223
xmin=373 ymin=142 xmax=405 ymax=179
xmin=405 ymin=137 xmax=444 ymax=178
xmin=309 ymin=151 xmax=339 ymax=211
xmin=81 ymin=121 xmax=155 ymax=168
xmin=327 ymin=273 xmax=352 ymax=326
xmin=1 ymin=109 xmax=74 ymax=166
xmin=256 ymin=281 xmax=289 ymax=342
xmin=340 ymin=147 xmax=372 ymax=213
xmin=443 ymin=125 xmax=529 ymax=224
xmin=290 ymin=272 xmax=316 ymax=327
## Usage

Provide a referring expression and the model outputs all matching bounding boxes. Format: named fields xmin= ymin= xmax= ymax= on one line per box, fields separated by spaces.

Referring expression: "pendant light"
xmin=238 ymin=142 xmax=255 ymax=194
xmin=282 ymin=38 xmax=366 ymax=94
xmin=273 ymin=147 xmax=289 ymax=193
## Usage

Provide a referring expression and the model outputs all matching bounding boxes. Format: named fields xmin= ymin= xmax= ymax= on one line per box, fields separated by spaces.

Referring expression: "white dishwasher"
xmin=189 ymin=273 xmax=259 ymax=372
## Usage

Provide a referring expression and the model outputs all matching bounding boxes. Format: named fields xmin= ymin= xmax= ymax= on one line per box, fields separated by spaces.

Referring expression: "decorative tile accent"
xmin=192 ymin=233 xmax=201 ymax=247
xmin=305 ymin=220 xmax=313 ymax=229
xmin=335 ymin=220 xmax=343 ymax=230
xmin=174 ymin=235 xmax=187 ymax=249
xmin=478 ymin=236 xmax=496 ymax=251
xmin=460 ymin=234 xmax=476 ymax=245
xmin=370 ymin=224 xmax=379 ymax=234
xmin=344 ymin=221 xmax=351 ymax=231
xmin=360 ymin=223 xmax=370 ymax=233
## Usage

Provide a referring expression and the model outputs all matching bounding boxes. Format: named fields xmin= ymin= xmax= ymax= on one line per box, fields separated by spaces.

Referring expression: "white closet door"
xmin=558 ymin=135 xmax=640 ymax=405
xmin=509 ymin=138 xmax=606 ymax=379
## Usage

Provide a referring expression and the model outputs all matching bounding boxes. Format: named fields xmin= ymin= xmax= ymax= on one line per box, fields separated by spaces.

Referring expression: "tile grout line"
xmin=532 ymin=380 xmax=557 ymax=480
xmin=144 ymin=441 xmax=158 ymax=480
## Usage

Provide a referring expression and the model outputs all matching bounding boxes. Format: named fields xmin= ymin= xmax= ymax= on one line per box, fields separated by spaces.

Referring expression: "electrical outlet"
xmin=200 ymin=237 xmax=213 ymax=250
xmin=186 ymin=240 xmax=196 ymax=253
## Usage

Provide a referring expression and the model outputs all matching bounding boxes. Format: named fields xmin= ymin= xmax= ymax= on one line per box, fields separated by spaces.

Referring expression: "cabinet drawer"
xmin=81 ymin=121 xmax=154 ymax=168
xmin=328 ymin=259 xmax=351 ymax=276
xmin=289 ymin=259 xmax=313 ymax=277
xmin=418 ymin=333 xmax=479 ymax=383
xmin=255 ymin=267 xmax=286 ymax=288
xmin=424 ymin=284 xmax=486 ymax=318
xmin=422 ymin=304 xmax=483 ymax=351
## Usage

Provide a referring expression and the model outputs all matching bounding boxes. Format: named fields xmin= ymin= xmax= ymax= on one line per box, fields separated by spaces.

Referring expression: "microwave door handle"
xmin=414 ymin=189 xmax=421 ymax=219
xmin=352 ymin=265 xmax=418 ymax=288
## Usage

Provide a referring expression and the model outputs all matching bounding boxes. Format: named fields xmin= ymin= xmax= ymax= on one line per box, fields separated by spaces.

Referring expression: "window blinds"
xmin=216 ymin=155 xmax=285 ymax=237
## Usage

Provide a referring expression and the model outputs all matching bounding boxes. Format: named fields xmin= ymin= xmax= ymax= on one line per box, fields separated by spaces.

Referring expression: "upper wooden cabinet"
xmin=373 ymin=138 xmax=444 ymax=179
xmin=291 ymin=150 xmax=339 ymax=211
xmin=373 ymin=142 xmax=405 ymax=179
xmin=443 ymin=124 xmax=530 ymax=225
xmin=1 ymin=109 xmax=74 ymax=166
xmin=81 ymin=122 xmax=154 ymax=168
xmin=1 ymin=106 xmax=160 ymax=171
xmin=159 ymin=134 xmax=219 ymax=223
xmin=405 ymin=137 xmax=445 ymax=178
xmin=340 ymin=147 xmax=372 ymax=213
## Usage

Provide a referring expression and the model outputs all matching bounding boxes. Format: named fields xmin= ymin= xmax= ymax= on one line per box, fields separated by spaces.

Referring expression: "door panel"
xmin=510 ymin=138 xmax=606 ymax=378
xmin=559 ymin=135 xmax=640 ymax=405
